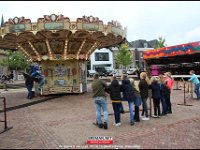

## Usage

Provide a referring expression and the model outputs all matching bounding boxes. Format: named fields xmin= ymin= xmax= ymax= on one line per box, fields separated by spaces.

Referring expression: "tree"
xmin=0 ymin=50 xmax=30 ymax=79
xmin=156 ymin=37 xmax=167 ymax=48
xmin=115 ymin=43 xmax=133 ymax=70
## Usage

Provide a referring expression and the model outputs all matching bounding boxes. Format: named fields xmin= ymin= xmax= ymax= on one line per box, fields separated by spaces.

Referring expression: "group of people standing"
xmin=91 ymin=71 xmax=174 ymax=129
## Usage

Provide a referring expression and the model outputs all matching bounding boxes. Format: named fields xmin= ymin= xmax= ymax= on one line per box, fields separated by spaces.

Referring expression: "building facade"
xmin=89 ymin=48 xmax=113 ymax=70
xmin=89 ymin=39 xmax=158 ymax=71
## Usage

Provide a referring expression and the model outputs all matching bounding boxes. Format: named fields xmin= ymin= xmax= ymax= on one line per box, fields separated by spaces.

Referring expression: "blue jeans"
xmin=194 ymin=83 xmax=200 ymax=99
xmin=161 ymin=96 xmax=167 ymax=114
xmin=112 ymin=102 xmax=121 ymax=124
xmin=141 ymin=98 xmax=148 ymax=117
xmin=27 ymin=84 xmax=33 ymax=98
xmin=39 ymin=78 xmax=45 ymax=90
xmin=119 ymin=102 xmax=124 ymax=113
xmin=94 ymin=97 xmax=108 ymax=124
xmin=128 ymin=101 xmax=134 ymax=123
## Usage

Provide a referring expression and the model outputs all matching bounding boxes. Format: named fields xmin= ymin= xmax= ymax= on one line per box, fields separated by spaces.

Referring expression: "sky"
xmin=1 ymin=1 xmax=200 ymax=47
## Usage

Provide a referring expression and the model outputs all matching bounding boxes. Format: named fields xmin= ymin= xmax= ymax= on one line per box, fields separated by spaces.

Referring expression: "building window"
xmin=144 ymin=43 xmax=148 ymax=48
xmin=95 ymin=53 xmax=109 ymax=61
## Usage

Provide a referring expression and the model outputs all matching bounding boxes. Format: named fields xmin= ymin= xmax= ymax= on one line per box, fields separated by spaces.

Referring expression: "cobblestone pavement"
xmin=0 ymin=83 xmax=200 ymax=149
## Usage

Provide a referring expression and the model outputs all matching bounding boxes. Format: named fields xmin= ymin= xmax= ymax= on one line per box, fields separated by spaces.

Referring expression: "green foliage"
xmin=156 ymin=37 xmax=167 ymax=48
xmin=115 ymin=43 xmax=133 ymax=69
xmin=0 ymin=50 xmax=29 ymax=70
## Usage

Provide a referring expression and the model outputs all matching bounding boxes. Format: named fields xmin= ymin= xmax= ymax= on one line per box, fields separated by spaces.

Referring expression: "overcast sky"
xmin=1 ymin=1 xmax=200 ymax=46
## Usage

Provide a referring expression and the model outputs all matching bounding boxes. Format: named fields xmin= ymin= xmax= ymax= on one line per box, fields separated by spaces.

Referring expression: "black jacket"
xmin=107 ymin=79 xmax=121 ymax=100
xmin=151 ymin=81 xmax=161 ymax=99
xmin=138 ymin=79 xmax=149 ymax=99
xmin=121 ymin=79 xmax=134 ymax=101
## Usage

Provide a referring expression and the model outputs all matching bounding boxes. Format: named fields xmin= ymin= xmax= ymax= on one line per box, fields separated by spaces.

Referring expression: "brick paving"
xmin=0 ymin=82 xmax=200 ymax=149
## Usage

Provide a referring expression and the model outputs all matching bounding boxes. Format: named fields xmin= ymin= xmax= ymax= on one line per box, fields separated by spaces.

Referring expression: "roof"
xmin=143 ymin=41 xmax=200 ymax=60
xmin=129 ymin=39 xmax=158 ymax=48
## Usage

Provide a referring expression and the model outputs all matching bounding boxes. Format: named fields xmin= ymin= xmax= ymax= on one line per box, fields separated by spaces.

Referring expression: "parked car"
xmin=87 ymin=70 xmax=97 ymax=77
xmin=127 ymin=68 xmax=137 ymax=75
xmin=111 ymin=69 xmax=124 ymax=77
xmin=96 ymin=67 xmax=107 ymax=77
xmin=104 ymin=67 xmax=113 ymax=76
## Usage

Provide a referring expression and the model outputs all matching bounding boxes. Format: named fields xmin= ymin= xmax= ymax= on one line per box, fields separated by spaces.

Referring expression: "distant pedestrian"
xmin=188 ymin=70 xmax=200 ymax=100
xmin=91 ymin=74 xmax=108 ymax=129
xmin=107 ymin=76 xmax=122 ymax=127
xmin=8 ymin=71 xmax=14 ymax=83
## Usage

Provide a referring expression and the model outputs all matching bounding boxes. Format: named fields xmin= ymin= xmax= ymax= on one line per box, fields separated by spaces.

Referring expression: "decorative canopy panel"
xmin=144 ymin=41 xmax=200 ymax=60
xmin=0 ymin=14 xmax=125 ymax=61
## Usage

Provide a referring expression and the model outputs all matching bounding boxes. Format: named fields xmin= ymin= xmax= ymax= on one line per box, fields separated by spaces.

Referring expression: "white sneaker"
xmin=113 ymin=122 xmax=121 ymax=127
xmin=141 ymin=117 xmax=146 ymax=120
xmin=115 ymin=123 xmax=121 ymax=127
xmin=142 ymin=117 xmax=150 ymax=121
xmin=152 ymin=115 xmax=158 ymax=118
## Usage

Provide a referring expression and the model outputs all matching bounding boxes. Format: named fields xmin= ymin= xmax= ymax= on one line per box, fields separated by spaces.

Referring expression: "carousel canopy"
xmin=0 ymin=14 xmax=126 ymax=61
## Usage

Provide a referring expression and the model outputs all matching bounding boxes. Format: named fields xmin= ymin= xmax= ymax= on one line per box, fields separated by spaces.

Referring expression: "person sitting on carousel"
xmin=31 ymin=65 xmax=45 ymax=92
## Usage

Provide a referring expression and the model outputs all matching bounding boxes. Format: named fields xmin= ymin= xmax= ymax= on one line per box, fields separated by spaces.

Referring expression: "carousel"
xmin=0 ymin=14 xmax=125 ymax=95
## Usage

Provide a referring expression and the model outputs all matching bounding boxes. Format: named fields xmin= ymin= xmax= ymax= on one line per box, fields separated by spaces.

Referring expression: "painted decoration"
xmin=144 ymin=41 xmax=200 ymax=59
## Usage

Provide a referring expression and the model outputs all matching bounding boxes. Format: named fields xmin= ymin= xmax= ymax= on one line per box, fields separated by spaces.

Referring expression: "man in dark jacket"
xmin=121 ymin=75 xmax=135 ymax=126
xmin=91 ymin=74 xmax=108 ymax=129
xmin=107 ymin=76 xmax=122 ymax=127
xmin=23 ymin=73 xmax=34 ymax=99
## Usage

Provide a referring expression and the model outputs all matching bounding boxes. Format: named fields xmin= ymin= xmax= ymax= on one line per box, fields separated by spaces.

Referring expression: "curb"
xmin=0 ymin=95 xmax=64 ymax=113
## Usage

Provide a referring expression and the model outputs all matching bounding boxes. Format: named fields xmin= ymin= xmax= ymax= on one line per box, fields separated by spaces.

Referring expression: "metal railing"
xmin=0 ymin=97 xmax=13 ymax=134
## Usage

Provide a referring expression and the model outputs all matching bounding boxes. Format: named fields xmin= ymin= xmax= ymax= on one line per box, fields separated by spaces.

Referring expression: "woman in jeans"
xmin=130 ymin=78 xmax=142 ymax=122
xmin=138 ymin=72 xmax=150 ymax=120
